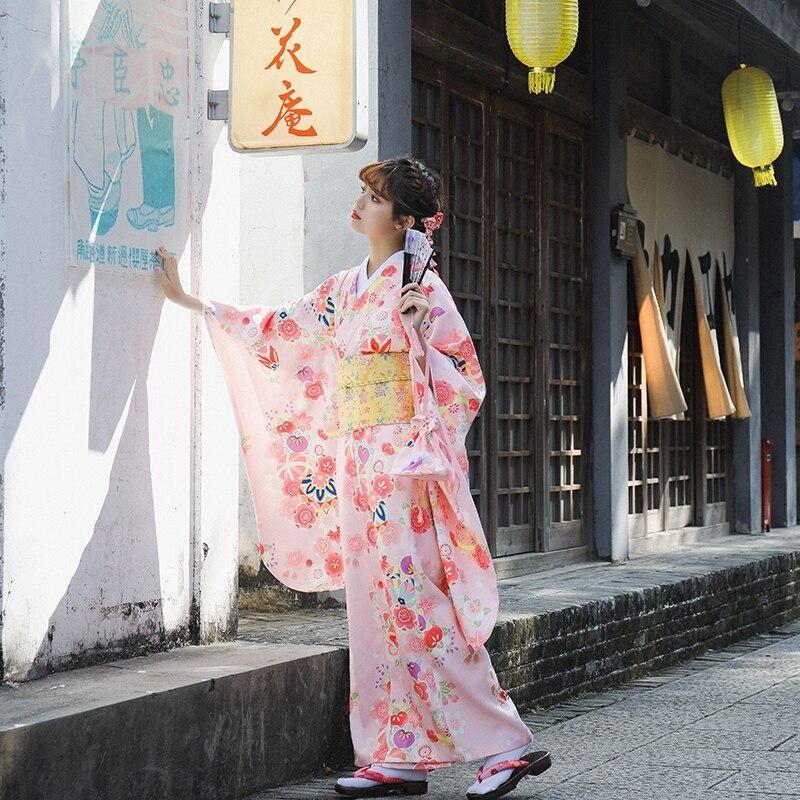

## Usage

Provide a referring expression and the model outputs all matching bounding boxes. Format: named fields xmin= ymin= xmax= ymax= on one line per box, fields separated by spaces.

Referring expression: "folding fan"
xmin=403 ymin=228 xmax=435 ymax=287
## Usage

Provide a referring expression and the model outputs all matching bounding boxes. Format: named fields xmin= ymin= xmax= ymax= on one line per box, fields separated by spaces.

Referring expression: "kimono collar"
xmin=348 ymin=249 xmax=404 ymax=305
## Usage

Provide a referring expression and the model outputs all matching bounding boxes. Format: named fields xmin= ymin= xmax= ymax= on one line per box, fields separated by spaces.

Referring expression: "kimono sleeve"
xmin=198 ymin=272 xmax=345 ymax=592
xmin=417 ymin=271 xmax=486 ymax=465
xmin=410 ymin=272 xmax=499 ymax=652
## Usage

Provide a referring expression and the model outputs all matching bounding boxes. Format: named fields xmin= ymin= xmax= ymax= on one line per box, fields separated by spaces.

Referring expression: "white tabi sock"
xmin=466 ymin=735 xmax=534 ymax=795
xmin=336 ymin=763 xmax=428 ymax=790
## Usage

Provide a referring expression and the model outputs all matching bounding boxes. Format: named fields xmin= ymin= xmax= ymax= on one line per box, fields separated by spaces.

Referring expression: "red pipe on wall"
xmin=761 ymin=438 xmax=773 ymax=532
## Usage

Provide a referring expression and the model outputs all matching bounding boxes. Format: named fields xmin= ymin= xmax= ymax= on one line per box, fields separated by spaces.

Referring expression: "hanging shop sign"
xmin=209 ymin=0 xmax=368 ymax=154
xmin=629 ymin=225 xmax=688 ymax=419
xmin=627 ymin=136 xmax=750 ymax=421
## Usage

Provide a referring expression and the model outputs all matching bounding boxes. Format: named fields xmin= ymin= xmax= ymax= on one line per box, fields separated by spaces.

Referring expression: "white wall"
xmin=237 ymin=157 xmax=306 ymax=578
xmin=0 ymin=1 xmax=240 ymax=681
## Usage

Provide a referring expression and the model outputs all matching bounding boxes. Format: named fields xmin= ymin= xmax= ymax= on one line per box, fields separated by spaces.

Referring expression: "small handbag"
xmin=389 ymin=319 xmax=452 ymax=481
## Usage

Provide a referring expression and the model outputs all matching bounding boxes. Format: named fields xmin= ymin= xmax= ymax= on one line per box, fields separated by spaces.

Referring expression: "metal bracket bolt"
xmin=209 ymin=3 xmax=231 ymax=34
xmin=207 ymin=90 xmax=229 ymax=121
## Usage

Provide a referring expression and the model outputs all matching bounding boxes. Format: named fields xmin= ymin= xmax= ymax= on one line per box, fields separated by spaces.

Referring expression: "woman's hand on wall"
xmin=155 ymin=246 xmax=203 ymax=313
xmin=155 ymin=246 xmax=184 ymax=300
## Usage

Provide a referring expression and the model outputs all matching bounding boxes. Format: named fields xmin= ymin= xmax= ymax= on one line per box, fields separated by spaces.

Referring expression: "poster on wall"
xmin=67 ymin=0 xmax=189 ymax=273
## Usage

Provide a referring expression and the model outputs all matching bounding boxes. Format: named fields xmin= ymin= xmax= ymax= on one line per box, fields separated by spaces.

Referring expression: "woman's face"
xmin=349 ymin=181 xmax=410 ymax=239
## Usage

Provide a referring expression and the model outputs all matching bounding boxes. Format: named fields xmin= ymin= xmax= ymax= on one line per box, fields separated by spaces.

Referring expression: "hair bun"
xmin=357 ymin=155 xmax=446 ymax=230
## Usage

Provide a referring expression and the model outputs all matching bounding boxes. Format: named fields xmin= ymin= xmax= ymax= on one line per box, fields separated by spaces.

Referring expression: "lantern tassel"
xmin=529 ymin=67 xmax=556 ymax=95
xmin=753 ymin=164 xmax=777 ymax=187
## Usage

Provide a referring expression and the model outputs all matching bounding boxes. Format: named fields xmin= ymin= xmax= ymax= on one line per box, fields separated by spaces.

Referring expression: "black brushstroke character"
xmin=721 ymin=253 xmax=735 ymax=318
xmin=661 ymin=234 xmax=680 ymax=331
xmin=698 ymin=251 xmax=715 ymax=330
xmin=636 ymin=219 xmax=649 ymax=268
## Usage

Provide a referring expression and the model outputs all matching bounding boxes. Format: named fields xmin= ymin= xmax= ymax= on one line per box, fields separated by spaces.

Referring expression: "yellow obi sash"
xmin=336 ymin=351 xmax=415 ymax=433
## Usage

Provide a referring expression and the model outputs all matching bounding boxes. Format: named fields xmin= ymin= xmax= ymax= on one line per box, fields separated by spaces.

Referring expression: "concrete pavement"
xmin=251 ymin=619 xmax=800 ymax=799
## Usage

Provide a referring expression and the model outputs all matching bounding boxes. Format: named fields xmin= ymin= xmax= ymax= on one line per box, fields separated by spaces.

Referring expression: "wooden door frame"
xmin=492 ymin=90 xmax=540 ymax=557
xmin=539 ymin=110 xmax=590 ymax=552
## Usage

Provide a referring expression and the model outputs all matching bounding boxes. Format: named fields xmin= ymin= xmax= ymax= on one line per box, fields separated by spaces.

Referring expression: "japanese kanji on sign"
xmin=228 ymin=0 xmax=368 ymax=154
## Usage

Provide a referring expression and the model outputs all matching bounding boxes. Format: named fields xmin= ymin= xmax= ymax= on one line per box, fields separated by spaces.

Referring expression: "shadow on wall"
xmin=0 ymin=0 xmax=227 ymax=684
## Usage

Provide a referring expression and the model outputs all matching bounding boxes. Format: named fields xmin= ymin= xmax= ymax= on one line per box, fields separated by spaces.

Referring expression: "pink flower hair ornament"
xmin=421 ymin=211 xmax=444 ymax=272
xmin=422 ymin=211 xmax=444 ymax=244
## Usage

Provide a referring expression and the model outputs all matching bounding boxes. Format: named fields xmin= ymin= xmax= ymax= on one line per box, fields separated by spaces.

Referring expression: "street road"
xmin=252 ymin=620 xmax=800 ymax=799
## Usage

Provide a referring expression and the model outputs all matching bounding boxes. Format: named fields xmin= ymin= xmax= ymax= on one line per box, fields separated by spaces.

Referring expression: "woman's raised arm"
xmin=154 ymin=246 xmax=205 ymax=314
xmin=155 ymin=245 xmax=344 ymax=355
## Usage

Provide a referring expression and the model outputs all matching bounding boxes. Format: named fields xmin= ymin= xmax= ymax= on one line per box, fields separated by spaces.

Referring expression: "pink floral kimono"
xmin=199 ymin=251 xmax=533 ymax=769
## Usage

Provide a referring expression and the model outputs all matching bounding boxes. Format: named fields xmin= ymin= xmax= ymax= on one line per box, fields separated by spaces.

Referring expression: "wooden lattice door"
xmin=412 ymin=68 xmax=489 ymax=539
xmin=412 ymin=57 xmax=588 ymax=557
xmin=540 ymin=113 xmax=588 ymax=552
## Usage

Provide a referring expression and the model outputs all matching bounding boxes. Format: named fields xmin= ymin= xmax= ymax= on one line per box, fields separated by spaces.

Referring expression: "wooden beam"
xmin=646 ymin=0 xmax=800 ymax=80
xmin=590 ymin=0 xmax=631 ymax=561
xmin=654 ymin=0 xmax=738 ymax=59
xmin=621 ymin=98 xmax=736 ymax=176
xmin=731 ymin=163 xmax=762 ymax=533
xmin=669 ymin=40 xmax=683 ymax=123
xmin=758 ymin=111 xmax=797 ymax=528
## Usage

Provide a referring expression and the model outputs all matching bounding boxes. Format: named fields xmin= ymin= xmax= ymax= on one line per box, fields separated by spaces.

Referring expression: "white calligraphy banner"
xmin=627 ymin=136 xmax=748 ymax=420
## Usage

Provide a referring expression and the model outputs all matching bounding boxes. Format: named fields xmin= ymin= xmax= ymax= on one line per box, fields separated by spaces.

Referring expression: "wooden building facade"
xmin=407 ymin=0 xmax=800 ymax=574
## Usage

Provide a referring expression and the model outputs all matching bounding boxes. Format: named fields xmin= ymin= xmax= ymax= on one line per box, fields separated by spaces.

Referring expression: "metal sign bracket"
xmin=207 ymin=90 xmax=229 ymax=121
xmin=209 ymin=3 xmax=231 ymax=34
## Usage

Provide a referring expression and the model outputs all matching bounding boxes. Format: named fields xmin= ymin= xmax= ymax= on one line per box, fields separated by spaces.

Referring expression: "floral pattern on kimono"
xmin=201 ymin=271 xmax=348 ymax=592
xmin=200 ymin=254 xmax=533 ymax=769
xmin=200 ymin=260 xmax=499 ymax=641
xmin=403 ymin=272 xmax=499 ymax=653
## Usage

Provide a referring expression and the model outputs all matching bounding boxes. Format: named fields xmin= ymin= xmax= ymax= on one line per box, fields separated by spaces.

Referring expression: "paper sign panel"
xmin=229 ymin=0 xmax=365 ymax=153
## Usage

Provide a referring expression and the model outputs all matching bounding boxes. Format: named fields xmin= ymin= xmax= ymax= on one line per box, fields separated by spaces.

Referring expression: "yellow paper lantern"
xmin=721 ymin=64 xmax=784 ymax=187
xmin=505 ymin=0 xmax=579 ymax=94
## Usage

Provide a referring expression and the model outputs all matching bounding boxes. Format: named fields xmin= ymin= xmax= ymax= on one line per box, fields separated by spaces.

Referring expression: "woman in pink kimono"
xmin=155 ymin=156 xmax=550 ymax=799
